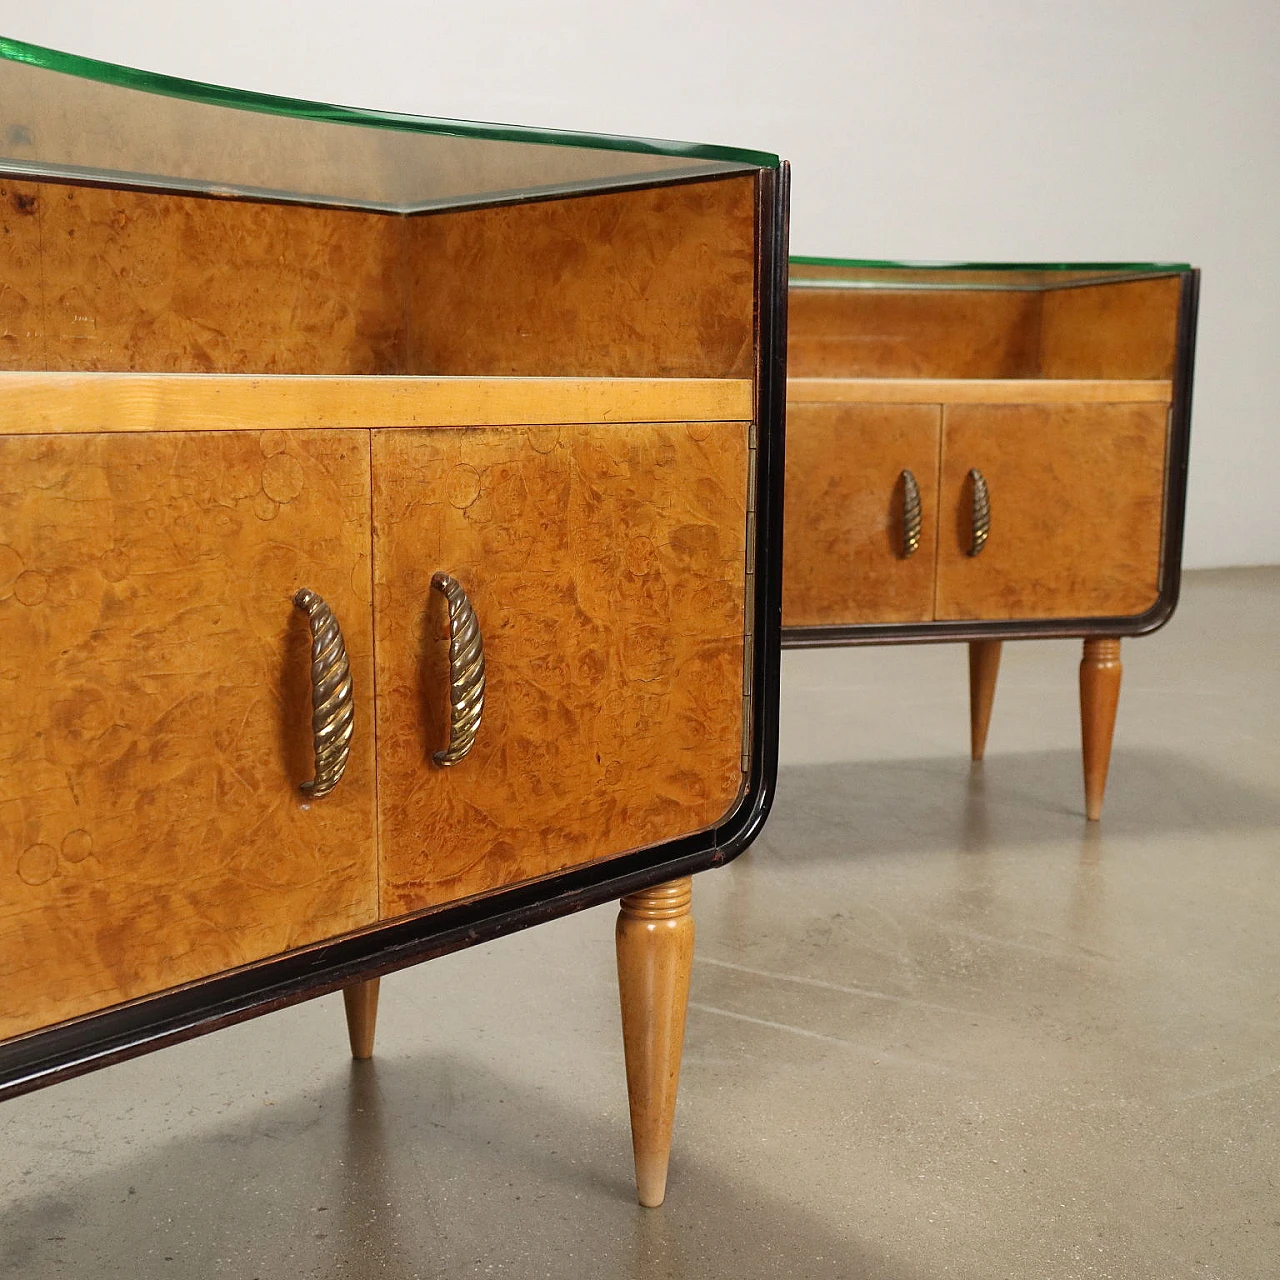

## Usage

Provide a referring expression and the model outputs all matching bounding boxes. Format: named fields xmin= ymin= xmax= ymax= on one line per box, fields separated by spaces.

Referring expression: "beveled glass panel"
xmin=0 ymin=37 xmax=773 ymax=212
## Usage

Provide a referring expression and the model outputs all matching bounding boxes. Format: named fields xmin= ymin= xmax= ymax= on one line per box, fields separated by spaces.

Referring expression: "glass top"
xmin=0 ymin=36 xmax=775 ymax=213
xmin=790 ymin=256 xmax=1191 ymax=292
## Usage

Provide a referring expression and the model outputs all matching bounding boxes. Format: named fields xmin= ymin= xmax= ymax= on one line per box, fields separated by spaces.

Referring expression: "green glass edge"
xmin=791 ymin=254 xmax=1191 ymax=272
xmin=0 ymin=35 xmax=779 ymax=171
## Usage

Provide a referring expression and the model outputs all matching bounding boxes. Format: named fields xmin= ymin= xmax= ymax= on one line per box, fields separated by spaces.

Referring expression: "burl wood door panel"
xmin=782 ymin=403 xmax=941 ymax=626
xmin=373 ymin=422 xmax=750 ymax=915
xmin=934 ymin=403 xmax=1169 ymax=621
xmin=0 ymin=430 xmax=377 ymax=1038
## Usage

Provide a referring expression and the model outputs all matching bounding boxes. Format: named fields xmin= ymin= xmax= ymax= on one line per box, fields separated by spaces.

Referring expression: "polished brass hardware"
xmin=900 ymin=469 xmax=922 ymax=558
xmin=968 ymin=468 xmax=990 ymax=556
xmin=293 ymin=588 xmax=354 ymax=798
xmin=432 ymin=572 xmax=485 ymax=767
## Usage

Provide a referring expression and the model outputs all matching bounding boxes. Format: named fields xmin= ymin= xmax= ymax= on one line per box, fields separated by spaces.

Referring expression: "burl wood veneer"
xmin=783 ymin=261 xmax=1197 ymax=821
xmin=37 ymin=183 xmax=406 ymax=374
xmin=934 ymin=401 xmax=1168 ymax=621
xmin=788 ymin=286 xmax=1041 ymax=379
xmin=406 ymin=176 xmax=757 ymax=378
xmin=0 ymin=428 xmax=378 ymax=1038
xmin=0 ymin=174 xmax=757 ymax=381
xmin=374 ymin=421 xmax=750 ymax=913
xmin=1039 ymin=277 xmax=1182 ymax=380
xmin=0 ymin=41 xmax=790 ymax=1215
xmin=782 ymin=402 xmax=940 ymax=626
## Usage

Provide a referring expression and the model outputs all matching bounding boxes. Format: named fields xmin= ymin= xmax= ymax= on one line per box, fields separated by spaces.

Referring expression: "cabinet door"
xmin=0 ymin=430 xmax=377 ymax=1039
xmin=373 ymin=421 xmax=750 ymax=916
xmin=934 ymin=403 xmax=1168 ymax=621
xmin=782 ymin=403 xmax=940 ymax=626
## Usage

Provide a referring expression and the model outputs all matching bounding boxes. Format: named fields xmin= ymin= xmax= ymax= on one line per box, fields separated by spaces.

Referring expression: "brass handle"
xmin=293 ymin=588 xmax=355 ymax=799
xmin=968 ymin=468 xmax=990 ymax=557
xmin=432 ymin=572 xmax=485 ymax=767
xmin=900 ymin=469 xmax=922 ymax=558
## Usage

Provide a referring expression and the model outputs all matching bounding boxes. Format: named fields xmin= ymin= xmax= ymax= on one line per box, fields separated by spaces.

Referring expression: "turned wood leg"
xmin=1080 ymin=637 xmax=1123 ymax=822
xmin=342 ymin=978 xmax=380 ymax=1061
xmin=616 ymin=876 xmax=694 ymax=1208
xmin=968 ymin=639 xmax=1002 ymax=762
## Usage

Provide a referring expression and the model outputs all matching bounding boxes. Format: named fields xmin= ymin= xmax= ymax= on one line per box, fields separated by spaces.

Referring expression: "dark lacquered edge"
xmin=0 ymin=164 xmax=791 ymax=1101
xmin=710 ymin=162 xmax=788 ymax=858
xmin=782 ymin=268 xmax=1200 ymax=651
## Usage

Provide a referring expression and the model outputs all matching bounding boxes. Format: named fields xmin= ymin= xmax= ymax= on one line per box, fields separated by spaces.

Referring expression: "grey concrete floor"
xmin=3 ymin=567 xmax=1278 ymax=1279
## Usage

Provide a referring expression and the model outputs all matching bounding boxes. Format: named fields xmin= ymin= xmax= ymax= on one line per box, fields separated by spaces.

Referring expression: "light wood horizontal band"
xmin=0 ymin=374 xmax=754 ymax=436
xmin=787 ymin=377 xmax=1173 ymax=406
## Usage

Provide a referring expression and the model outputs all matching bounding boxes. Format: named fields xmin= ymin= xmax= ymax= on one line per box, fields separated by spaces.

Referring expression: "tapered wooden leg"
xmin=342 ymin=978 xmax=380 ymax=1061
xmin=1080 ymin=637 xmax=1122 ymax=821
xmin=616 ymin=877 xmax=694 ymax=1208
xmin=968 ymin=640 xmax=1002 ymax=762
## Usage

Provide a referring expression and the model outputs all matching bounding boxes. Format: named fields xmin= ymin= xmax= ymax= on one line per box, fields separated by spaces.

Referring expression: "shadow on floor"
xmin=1 ymin=1051 xmax=893 ymax=1280
xmin=759 ymin=747 xmax=1280 ymax=864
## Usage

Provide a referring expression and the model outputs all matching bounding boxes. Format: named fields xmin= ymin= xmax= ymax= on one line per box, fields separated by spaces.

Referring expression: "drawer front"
xmin=0 ymin=430 xmax=378 ymax=1039
xmin=372 ymin=421 xmax=750 ymax=915
xmin=934 ymin=403 xmax=1168 ymax=621
xmin=782 ymin=402 xmax=941 ymax=626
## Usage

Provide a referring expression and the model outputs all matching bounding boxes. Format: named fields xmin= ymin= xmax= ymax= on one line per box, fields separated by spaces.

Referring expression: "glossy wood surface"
xmin=788 ymin=287 xmax=1041 ymax=378
xmin=1080 ymin=638 xmax=1123 ymax=821
xmin=406 ymin=176 xmax=757 ymax=378
xmin=0 ymin=430 xmax=378 ymax=1038
xmin=782 ymin=403 xmax=940 ymax=626
xmin=616 ymin=877 xmax=694 ymax=1208
xmin=1040 ymin=278 xmax=1182 ymax=379
xmin=342 ymin=978 xmax=380 ymax=1060
xmin=0 ymin=373 xmax=753 ymax=436
xmin=968 ymin=640 xmax=1002 ymax=761
xmin=373 ymin=422 xmax=750 ymax=916
xmin=789 ymin=277 xmax=1183 ymax=383
xmin=37 ymin=182 xmax=406 ymax=374
xmin=0 ymin=183 xmax=42 ymax=371
xmin=1 ymin=174 xmax=757 ymax=381
xmin=787 ymin=377 xmax=1172 ymax=405
xmin=934 ymin=403 xmax=1169 ymax=621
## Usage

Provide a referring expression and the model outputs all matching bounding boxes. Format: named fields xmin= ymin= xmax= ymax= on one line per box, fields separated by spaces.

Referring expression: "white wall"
xmin=2 ymin=0 xmax=1276 ymax=567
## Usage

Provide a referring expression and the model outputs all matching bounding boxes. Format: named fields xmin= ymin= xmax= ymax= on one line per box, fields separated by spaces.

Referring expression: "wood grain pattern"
xmin=373 ymin=421 xmax=750 ymax=915
xmin=405 ymin=177 xmax=757 ymax=378
xmin=0 ymin=183 xmax=44 ymax=371
xmin=38 ymin=183 xmax=406 ymax=374
xmin=968 ymin=640 xmax=1002 ymax=761
xmin=782 ymin=403 xmax=941 ymax=626
xmin=1080 ymin=637 xmax=1123 ymax=821
xmin=788 ymin=288 xmax=1041 ymax=379
xmin=3 ymin=174 xmax=759 ymax=380
xmin=0 ymin=429 xmax=377 ymax=1038
xmin=1039 ymin=278 xmax=1182 ymax=379
xmin=342 ymin=978 xmax=380 ymax=1060
xmin=616 ymin=877 xmax=694 ymax=1208
xmin=934 ymin=403 xmax=1168 ymax=621
xmin=0 ymin=372 xmax=753 ymax=436
xmin=786 ymin=377 xmax=1172 ymax=405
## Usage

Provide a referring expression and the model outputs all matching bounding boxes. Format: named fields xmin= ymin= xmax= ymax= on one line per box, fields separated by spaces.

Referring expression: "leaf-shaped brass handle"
xmin=969 ymin=468 xmax=990 ymax=557
xmin=900 ymin=469 xmax=922 ymax=558
xmin=293 ymin=588 xmax=354 ymax=798
xmin=432 ymin=572 xmax=485 ymax=767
